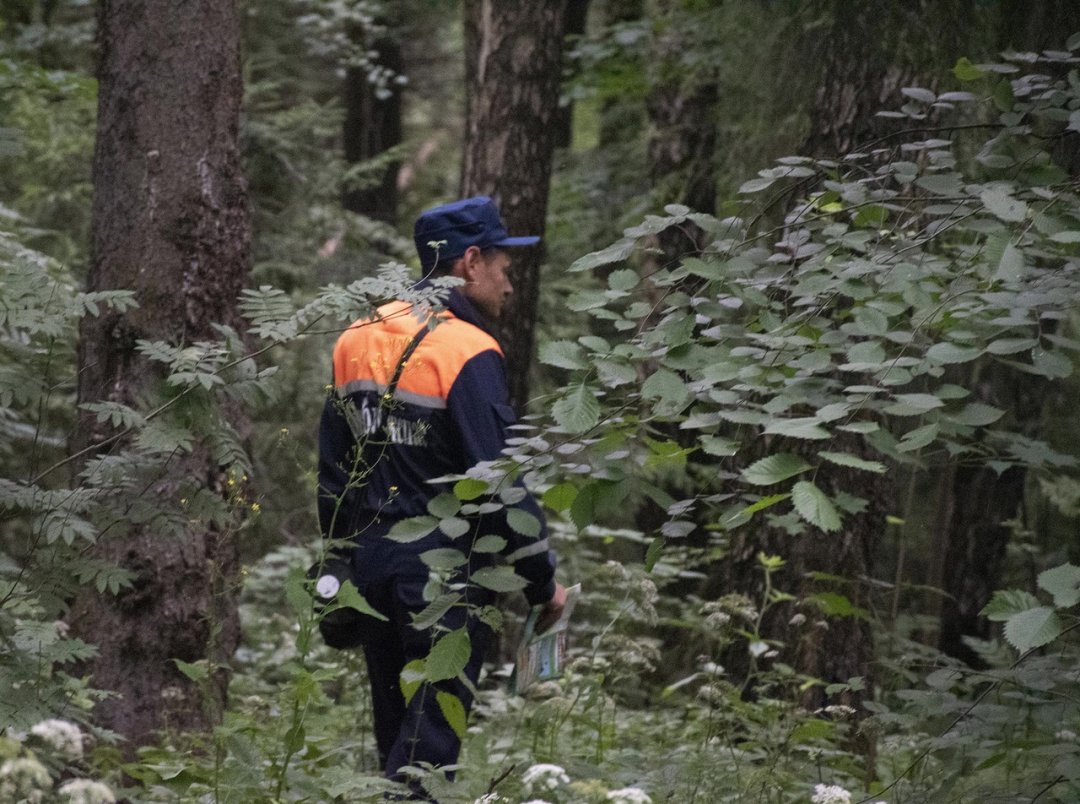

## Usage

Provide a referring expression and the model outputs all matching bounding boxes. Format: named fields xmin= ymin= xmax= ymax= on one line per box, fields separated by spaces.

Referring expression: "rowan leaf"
xmin=819 ymin=452 xmax=887 ymax=473
xmin=741 ymin=454 xmax=812 ymax=486
xmin=1004 ymin=607 xmax=1063 ymax=653
xmin=437 ymin=691 xmax=467 ymax=739
xmin=1037 ymin=563 xmax=1080 ymax=608
xmin=791 ymin=481 xmax=842 ymax=532
xmin=553 ymin=382 xmax=600 ymax=434
xmin=426 ymin=628 xmax=471 ymax=681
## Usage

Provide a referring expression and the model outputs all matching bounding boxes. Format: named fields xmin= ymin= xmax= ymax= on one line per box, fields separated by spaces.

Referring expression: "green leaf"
xmin=885 ymin=393 xmax=945 ymax=416
xmin=437 ymin=691 xmax=467 ymax=739
xmin=539 ymin=340 xmax=588 ymax=370
xmin=419 ymin=548 xmax=468 ymax=570
xmin=1031 ymin=348 xmax=1072 ymax=379
xmin=552 ymin=382 xmax=600 ymax=434
xmin=982 ymin=589 xmax=1041 ymax=621
xmin=641 ymin=368 xmax=690 ymax=415
xmin=426 ymin=628 xmax=471 ymax=681
xmin=764 ymin=418 xmax=830 ymax=440
xmin=596 ymin=359 xmax=638 ymax=388
xmin=471 ymin=566 xmax=527 ymax=593
xmin=808 ymin=592 xmax=868 ymax=619
xmin=980 ymin=187 xmax=1027 ymax=222
xmin=700 ymin=435 xmax=740 ymax=456
xmin=1004 ymin=607 xmax=1063 ymax=653
xmin=284 ymin=724 xmax=305 ymax=754
xmin=506 ymin=508 xmax=541 ymax=537
xmin=569 ymin=238 xmax=635 ymax=272
xmin=645 ymin=537 xmax=664 ymax=572
xmin=954 ymin=56 xmax=985 ymax=81
xmin=926 ymin=342 xmax=983 ymax=365
xmin=915 ymin=173 xmax=963 ymax=195
xmin=995 ymin=243 xmax=1026 ymax=282
xmin=739 ymin=176 xmax=776 ymax=193
xmin=608 ymin=268 xmax=639 ymax=292
xmin=791 ymin=481 xmax=842 ymax=532
xmin=985 ymin=338 xmax=1037 ymax=355
xmin=454 ymin=478 xmax=489 ymax=501
xmin=741 ymin=454 xmax=812 ymax=486
xmin=819 ymin=452 xmax=887 ymax=473
xmin=733 ymin=493 xmax=791 ymax=520
xmin=439 ymin=517 xmax=471 ymax=539
xmin=991 ymin=77 xmax=1015 ymax=112
xmin=897 ymin=423 xmax=939 ymax=452
xmin=388 ymin=516 xmax=439 ymax=543
xmin=336 ymin=582 xmax=388 ymax=621
xmin=1037 ymin=563 xmax=1080 ymax=608
xmin=1050 ymin=231 xmax=1080 ymax=244
xmin=427 ymin=493 xmax=461 ymax=518
xmin=543 ymin=482 xmax=578 ymax=512
xmin=472 ymin=535 xmax=506 ymax=553
xmin=946 ymin=403 xmax=1005 ymax=427
xmin=791 ymin=718 xmax=836 ymax=743
xmin=173 ymin=658 xmax=208 ymax=683
xmin=412 ymin=593 xmax=462 ymax=630
xmin=400 ymin=659 xmax=426 ymax=705
xmin=570 ymin=479 xmax=629 ymax=531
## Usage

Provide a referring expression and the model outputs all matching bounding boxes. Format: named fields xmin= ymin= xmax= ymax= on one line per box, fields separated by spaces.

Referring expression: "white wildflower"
xmin=607 ymin=786 xmax=653 ymax=803
xmin=823 ymin=704 xmax=857 ymax=720
xmin=522 ymin=763 xmax=570 ymax=793
xmin=789 ymin=613 xmax=807 ymax=626
xmin=30 ymin=718 xmax=84 ymax=758
xmin=521 ymin=800 xmax=552 ymax=804
xmin=471 ymin=794 xmax=506 ymax=804
xmin=1057 ymin=729 xmax=1077 ymax=741
xmin=811 ymin=783 xmax=852 ymax=804
xmin=58 ymin=779 xmax=117 ymax=803
xmin=0 ymin=756 xmax=51 ymax=801
xmin=704 ymin=611 xmax=731 ymax=630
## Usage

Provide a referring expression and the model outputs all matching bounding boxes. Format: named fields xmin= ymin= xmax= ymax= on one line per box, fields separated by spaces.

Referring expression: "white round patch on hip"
xmin=316 ymin=574 xmax=341 ymax=599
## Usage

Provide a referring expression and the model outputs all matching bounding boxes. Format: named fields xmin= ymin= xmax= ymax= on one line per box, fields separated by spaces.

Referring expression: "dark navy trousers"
xmin=348 ymin=532 xmax=494 ymax=797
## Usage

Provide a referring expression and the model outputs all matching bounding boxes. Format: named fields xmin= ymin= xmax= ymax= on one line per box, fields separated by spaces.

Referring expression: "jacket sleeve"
xmin=316 ymin=390 xmax=358 ymax=546
xmin=447 ymin=349 xmax=556 ymax=606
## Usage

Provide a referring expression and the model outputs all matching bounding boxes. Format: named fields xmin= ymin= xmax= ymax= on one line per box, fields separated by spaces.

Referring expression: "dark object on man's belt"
xmin=306 ymin=557 xmax=366 ymax=650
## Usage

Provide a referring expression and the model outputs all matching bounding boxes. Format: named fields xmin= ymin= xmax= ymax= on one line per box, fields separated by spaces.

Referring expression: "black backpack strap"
xmin=384 ymin=322 xmax=432 ymax=399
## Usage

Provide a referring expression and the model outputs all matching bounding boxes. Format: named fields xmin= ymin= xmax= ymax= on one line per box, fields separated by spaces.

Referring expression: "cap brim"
xmin=492 ymin=235 xmax=540 ymax=248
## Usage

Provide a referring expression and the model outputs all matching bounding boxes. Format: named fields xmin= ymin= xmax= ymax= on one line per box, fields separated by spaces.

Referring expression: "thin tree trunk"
xmin=342 ymin=22 xmax=404 ymax=223
xmin=553 ymin=0 xmax=591 ymax=150
xmin=460 ymin=0 xmax=569 ymax=410
xmin=70 ymin=0 xmax=251 ymax=746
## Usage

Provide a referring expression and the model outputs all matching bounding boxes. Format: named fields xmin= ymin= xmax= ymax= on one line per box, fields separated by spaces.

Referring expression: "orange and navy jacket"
xmin=317 ymin=286 xmax=556 ymax=605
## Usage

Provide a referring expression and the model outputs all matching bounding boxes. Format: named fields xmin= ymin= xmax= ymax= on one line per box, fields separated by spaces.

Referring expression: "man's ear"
xmin=454 ymin=246 xmax=484 ymax=281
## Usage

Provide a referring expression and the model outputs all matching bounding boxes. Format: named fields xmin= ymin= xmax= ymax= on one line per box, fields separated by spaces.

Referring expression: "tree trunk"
xmin=460 ymin=0 xmax=569 ymax=410
xmin=801 ymin=0 xmax=970 ymax=157
xmin=342 ymin=23 xmax=404 ymax=223
xmin=646 ymin=0 xmax=717 ymax=218
xmin=70 ymin=0 xmax=251 ymax=746
xmin=553 ymin=0 xmax=591 ymax=150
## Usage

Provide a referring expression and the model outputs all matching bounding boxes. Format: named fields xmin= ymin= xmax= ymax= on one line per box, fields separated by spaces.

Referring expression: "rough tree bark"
xmin=460 ymin=0 xmax=569 ymax=410
xmin=70 ymin=0 xmax=251 ymax=746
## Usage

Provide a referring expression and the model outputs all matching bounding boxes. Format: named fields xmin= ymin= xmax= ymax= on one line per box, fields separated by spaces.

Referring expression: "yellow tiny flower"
xmin=250 ymin=502 xmax=261 ymax=513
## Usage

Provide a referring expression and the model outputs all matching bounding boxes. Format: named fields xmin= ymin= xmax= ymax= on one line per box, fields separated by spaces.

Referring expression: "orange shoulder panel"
xmin=332 ymin=302 xmax=501 ymax=402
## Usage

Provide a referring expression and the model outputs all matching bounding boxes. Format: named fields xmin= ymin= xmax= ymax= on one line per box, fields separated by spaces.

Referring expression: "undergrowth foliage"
xmin=3 ymin=28 xmax=1080 ymax=804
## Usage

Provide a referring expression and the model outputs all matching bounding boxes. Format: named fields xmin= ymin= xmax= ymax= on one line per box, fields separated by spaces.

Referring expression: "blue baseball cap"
xmin=413 ymin=195 xmax=540 ymax=271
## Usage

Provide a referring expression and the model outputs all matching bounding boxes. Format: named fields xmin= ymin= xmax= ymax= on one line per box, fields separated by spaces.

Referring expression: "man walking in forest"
xmin=317 ymin=196 xmax=566 ymax=798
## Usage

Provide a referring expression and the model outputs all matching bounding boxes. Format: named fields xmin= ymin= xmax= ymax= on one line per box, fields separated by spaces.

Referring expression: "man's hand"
xmin=535 ymin=582 xmax=568 ymax=635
